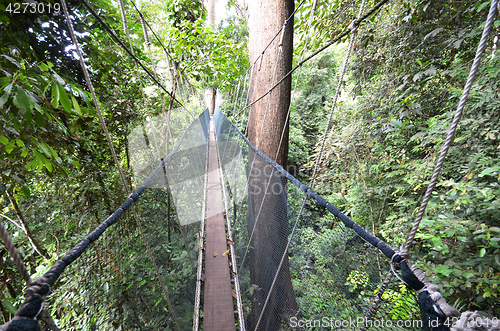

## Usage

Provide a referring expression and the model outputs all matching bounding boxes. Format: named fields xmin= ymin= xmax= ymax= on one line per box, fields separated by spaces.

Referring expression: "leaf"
xmin=453 ymin=39 xmax=463 ymax=49
xmin=71 ymin=159 xmax=81 ymax=169
xmin=58 ymin=83 xmax=72 ymax=114
xmin=45 ymin=143 xmax=58 ymax=158
xmin=39 ymin=63 xmax=49 ymax=72
xmin=14 ymin=86 xmax=32 ymax=111
xmin=424 ymin=27 xmax=444 ymax=40
xmin=71 ymin=96 xmax=81 ymax=115
xmin=477 ymin=2 xmax=491 ymax=12
xmin=38 ymin=142 xmax=52 ymax=158
xmin=33 ymin=150 xmax=46 ymax=163
xmin=26 ymin=159 xmax=39 ymax=171
xmin=434 ymin=265 xmax=453 ymax=276
xmin=52 ymin=73 xmax=65 ymax=85
xmin=44 ymin=158 xmax=54 ymax=172
xmin=0 ymin=91 xmax=10 ymax=108
xmin=1 ymin=54 xmax=21 ymax=68
xmin=21 ymin=186 xmax=31 ymax=198
xmin=422 ymin=66 xmax=437 ymax=76
xmin=410 ymin=132 xmax=426 ymax=141
xmin=34 ymin=112 xmax=45 ymax=127
xmin=33 ymin=151 xmax=53 ymax=172
xmin=479 ymin=248 xmax=486 ymax=258
xmin=51 ymin=83 xmax=59 ymax=108
xmin=390 ymin=118 xmax=403 ymax=128
xmin=0 ymin=136 xmax=8 ymax=145
xmin=1 ymin=299 xmax=16 ymax=314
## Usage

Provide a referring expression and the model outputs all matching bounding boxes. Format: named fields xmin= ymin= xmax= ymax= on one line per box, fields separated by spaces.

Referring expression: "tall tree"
xmin=246 ymin=0 xmax=297 ymax=329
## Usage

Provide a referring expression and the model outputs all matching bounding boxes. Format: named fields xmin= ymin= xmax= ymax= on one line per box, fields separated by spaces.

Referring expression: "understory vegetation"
xmin=285 ymin=0 xmax=500 ymax=315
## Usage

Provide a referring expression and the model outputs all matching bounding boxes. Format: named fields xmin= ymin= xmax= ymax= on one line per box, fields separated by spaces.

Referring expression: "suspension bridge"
xmin=0 ymin=0 xmax=498 ymax=330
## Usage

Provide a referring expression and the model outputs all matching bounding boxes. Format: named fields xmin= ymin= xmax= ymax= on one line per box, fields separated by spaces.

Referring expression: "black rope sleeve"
xmin=219 ymin=110 xmax=404 ymax=264
xmin=42 ymin=109 xmax=207 ymax=285
xmin=3 ymin=110 xmax=209 ymax=328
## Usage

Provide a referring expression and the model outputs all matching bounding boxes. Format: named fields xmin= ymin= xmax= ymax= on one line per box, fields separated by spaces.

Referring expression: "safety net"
xmin=32 ymin=109 xmax=425 ymax=331
xmin=214 ymin=109 xmax=422 ymax=331
xmin=46 ymin=110 xmax=210 ymax=330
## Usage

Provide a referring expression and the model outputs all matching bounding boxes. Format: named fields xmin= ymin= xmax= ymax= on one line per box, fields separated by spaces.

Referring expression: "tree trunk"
xmin=206 ymin=88 xmax=216 ymax=114
xmin=247 ymin=0 xmax=297 ymax=329
xmin=206 ymin=0 xmax=216 ymax=28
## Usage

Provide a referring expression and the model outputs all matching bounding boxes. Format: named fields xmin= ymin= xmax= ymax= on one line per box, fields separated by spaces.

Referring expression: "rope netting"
xmin=214 ymin=109 xmax=422 ymax=331
xmin=44 ymin=110 xmax=210 ymax=330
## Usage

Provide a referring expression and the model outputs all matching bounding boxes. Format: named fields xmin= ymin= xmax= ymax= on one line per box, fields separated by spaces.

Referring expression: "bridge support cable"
xmin=243 ymin=0 xmax=390 ymax=113
xmin=117 ymin=0 xmax=151 ymax=121
xmin=202 ymin=116 xmax=237 ymax=331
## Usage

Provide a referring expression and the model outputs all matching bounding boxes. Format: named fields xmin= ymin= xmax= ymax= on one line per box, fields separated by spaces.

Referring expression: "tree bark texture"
xmin=247 ymin=0 xmax=297 ymax=329
xmin=247 ymin=0 xmax=293 ymax=167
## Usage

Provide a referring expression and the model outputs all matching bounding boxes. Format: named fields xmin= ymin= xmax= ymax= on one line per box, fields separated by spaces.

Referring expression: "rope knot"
xmin=349 ymin=20 xmax=359 ymax=32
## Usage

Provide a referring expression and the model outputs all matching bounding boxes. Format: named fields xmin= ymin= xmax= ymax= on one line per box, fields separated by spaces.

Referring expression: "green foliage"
xmin=300 ymin=0 xmax=500 ymax=315
xmin=0 ymin=54 xmax=94 ymax=197
xmin=166 ymin=18 xmax=247 ymax=91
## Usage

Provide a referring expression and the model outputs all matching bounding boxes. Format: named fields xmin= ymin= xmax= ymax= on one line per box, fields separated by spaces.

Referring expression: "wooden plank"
xmin=203 ymin=116 xmax=236 ymax=331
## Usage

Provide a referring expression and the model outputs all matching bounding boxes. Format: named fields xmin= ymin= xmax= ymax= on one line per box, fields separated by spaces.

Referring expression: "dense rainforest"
xmin=0 ymin=0 xmax=498 ymax=328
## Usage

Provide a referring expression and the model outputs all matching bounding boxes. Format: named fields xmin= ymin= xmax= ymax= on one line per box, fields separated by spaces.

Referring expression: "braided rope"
xmin=0 ymin=220 xmax=31 ymax=286
xmin=404 ymin=0 xmax=499 ymax=254
xmin=359 ymin=1 xmax=499 ymax=328
xmin=6 ymin=109 xmax=206 ymax=329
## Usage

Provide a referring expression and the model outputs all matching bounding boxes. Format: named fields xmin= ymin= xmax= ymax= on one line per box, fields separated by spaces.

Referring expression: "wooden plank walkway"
xmin=203 ymin=115 xmax=236 ymax=331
